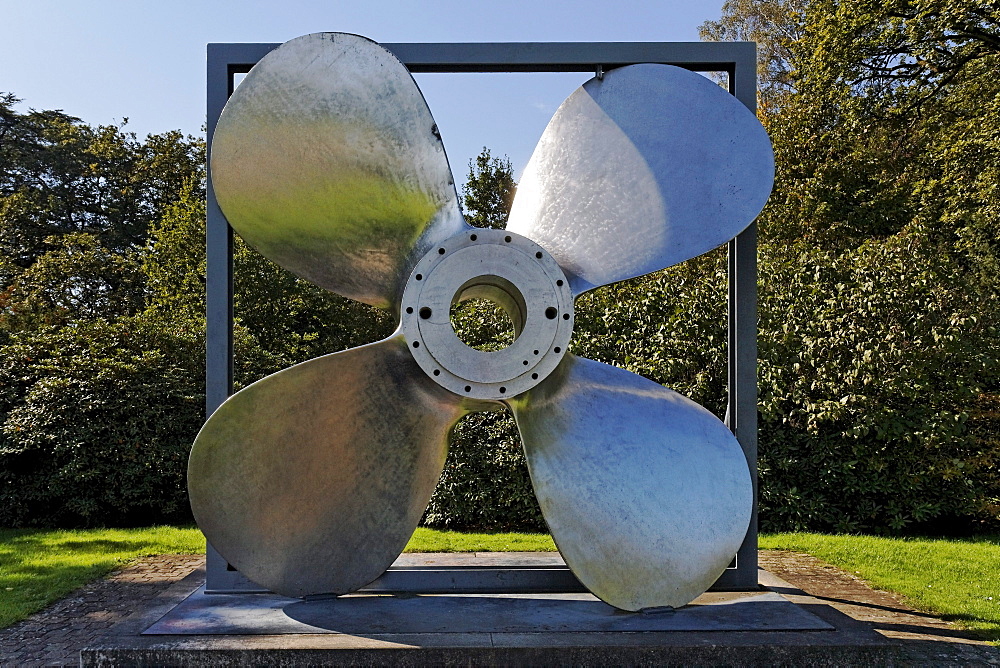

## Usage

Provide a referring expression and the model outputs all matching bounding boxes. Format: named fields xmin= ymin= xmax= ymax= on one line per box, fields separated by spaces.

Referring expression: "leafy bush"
xmin=424 ymin=412 xmax=544 ymax=530
xmin=0 ymin=316 xmax=204 ymax=527
xmin=757 ymin=231 xmax=1000 ymax=533
xmin=572 ymin=251 xmax=729 ymax=418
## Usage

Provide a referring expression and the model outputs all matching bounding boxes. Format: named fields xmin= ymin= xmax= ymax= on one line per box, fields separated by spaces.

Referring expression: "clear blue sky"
xmin=3 ymin=0 xmax=724 ymax=181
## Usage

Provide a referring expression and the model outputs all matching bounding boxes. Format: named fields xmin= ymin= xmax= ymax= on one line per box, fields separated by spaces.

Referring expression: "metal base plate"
xmin=145 ymin=588 xmax=831 ymax=636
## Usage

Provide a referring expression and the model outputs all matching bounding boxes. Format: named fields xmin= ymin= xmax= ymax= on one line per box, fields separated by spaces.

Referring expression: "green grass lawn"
xmin=405 ymin=527 xmax=556 ymax=552
xmin=0 ymin=526 xmax=553 ymax=629
xmin=0 ymin=526 xmax=205 ymax=629
xmin=761 ymin=532 xmax=1000 ymax=643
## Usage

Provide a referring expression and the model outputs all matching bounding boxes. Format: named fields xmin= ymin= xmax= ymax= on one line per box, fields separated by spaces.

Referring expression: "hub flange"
xmin=400 ymin=228 xmax=574 ymax=401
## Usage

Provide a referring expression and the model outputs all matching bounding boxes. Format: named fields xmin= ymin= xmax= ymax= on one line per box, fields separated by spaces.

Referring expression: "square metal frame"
xmin=204 ymin=40 xmax=759 ymax=593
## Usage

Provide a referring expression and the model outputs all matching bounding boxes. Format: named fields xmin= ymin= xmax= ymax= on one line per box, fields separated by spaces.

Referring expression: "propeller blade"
xmin=188 ymin=335 xmax=468 ymax=598
xmin=506 ymin=64 xmax=774 ymax=296
xmin=211 ymin=32 xmax=469 ymax=309
xmin=508 ymin=354 xmax=752 ymax=611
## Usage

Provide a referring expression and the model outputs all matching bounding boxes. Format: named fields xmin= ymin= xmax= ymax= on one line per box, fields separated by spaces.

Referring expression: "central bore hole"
xmin=449 ymin=276 xmax=526 ymax=352
xmin=450 ymin=298 xmax=515 ymax=351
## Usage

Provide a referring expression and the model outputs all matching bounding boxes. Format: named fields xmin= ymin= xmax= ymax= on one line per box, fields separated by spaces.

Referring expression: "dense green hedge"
xmin=424 ymin=412 xmax=543 ymax=530
xmin=1 ymin=232 xmax=996 ymax=532
xmin=758 ymin=233 xmax=1000 ymax=532
xmin=1 ymin=79 xmax=996 ymax=533
xmin=0 ymin=316 xmax=203 ymax=526
xmin=1 ymin=190 xmax=996 ymax=532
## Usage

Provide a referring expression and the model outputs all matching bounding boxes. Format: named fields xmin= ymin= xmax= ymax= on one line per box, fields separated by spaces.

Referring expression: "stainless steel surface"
xmin=506 ymin=63 xmax=774 ymax=295
xmin=400 ymin=228 xmax=573 ymax=400
xmin=188 ymin=334 xmax=468 ymax=598
xmin=210 ymin=33 xmax=469 ymax=309
xmin=509 ymin=355 xmax=753 ymax=611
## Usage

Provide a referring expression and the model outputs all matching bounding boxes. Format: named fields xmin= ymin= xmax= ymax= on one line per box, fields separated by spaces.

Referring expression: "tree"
xmin=699 ymin=0 xmax=1000 ymax=532
xmin=0 ymin=95 xmax=205 ymax=527
xmin=0 ymin=232 xmax=145 ymax=333
xmin=450 ymin=147 xmax=520 ymax=350
xmin=0 ymin=93 xmax=204 ymax=335
xmin=699 ymin=0 xmax=807 ymax=108
xmin=793 ymin=0 xmax=1000 ymax=273
xmin=230 ymin=239 xmax=394 ymax=388
xmin=0 ymin=95 xmax=203 ymax=271
xmin=142 ymin=182 xmax=207 ymax=320
xmin=461 ymin=147 xmax=516 ymax=230
xmin=142 ymin=166 xmax=394 ymax=388
xmin=802 ymin=0 xmax=1000 ymax=101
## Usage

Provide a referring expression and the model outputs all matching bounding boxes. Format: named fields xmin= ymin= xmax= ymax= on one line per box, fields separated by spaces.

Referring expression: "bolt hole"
xmin=504 ymin=235 xmax=512 ymax=243
xmin=563 ymin=313 xmax=570 ymax=320
xmin=405 ymin=306 xmax=413 ymax=314
xmin=419 ymin=307 xmax=432 ymax=319
xmin=523 ymin=360 xmax=529 ymax=365
xmin=438 ymin=247 xmax=446 ymax=255
xmin=499 ymin=387 xmax=506 ymax=394
xmin=464 ymin=385 xmax=472 ymax=393
xmin=535 ymin=251 xmax=543 ymax=259
xmin=556 ymin=279 xmax=564 ymax=286
xmin=533 ymin=349 xmax=539 ymax=355
xmin=470 ymin=234 xmax=478 ymax=241
xmin=433 ymin=369 xmax=440 ymax=376
xmin=545 ymin=307 xmax=557 ymax=319
xmin=531 ymin=373 xmax=538 ymax=380
xmin=412 ymin=341 xmax=420 ymax=348
xmin=416 ymin=273 xmax=423 ymax=281
xmin=554 ymin=346 xmax=561 ymax=353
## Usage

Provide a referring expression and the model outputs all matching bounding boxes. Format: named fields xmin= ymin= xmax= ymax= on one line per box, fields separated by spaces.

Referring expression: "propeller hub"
xmin=401 ymin=228 xmax=573 ymax=400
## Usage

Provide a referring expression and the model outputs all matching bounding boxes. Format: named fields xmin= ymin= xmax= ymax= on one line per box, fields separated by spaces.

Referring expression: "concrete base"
xmin=81 ymin=554 xmax=900 ymax=666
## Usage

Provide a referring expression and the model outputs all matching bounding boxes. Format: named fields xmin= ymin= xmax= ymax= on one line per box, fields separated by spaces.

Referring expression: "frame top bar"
xmin=208 ymin=41 xmax=756 ymax=75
